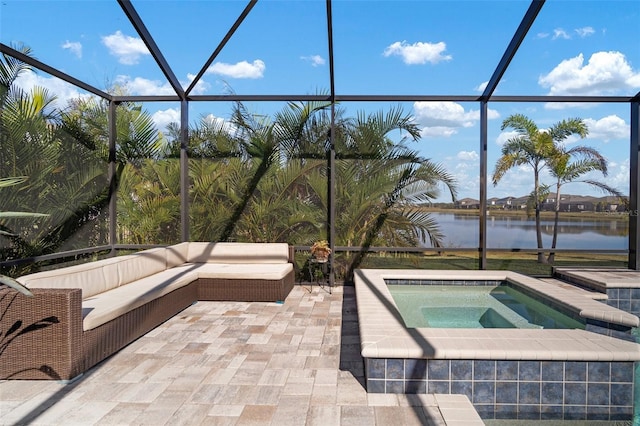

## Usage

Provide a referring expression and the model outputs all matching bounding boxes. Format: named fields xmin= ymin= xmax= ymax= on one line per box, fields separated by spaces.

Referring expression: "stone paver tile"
xmin=113 ymin=382 xmax=171 ymax=403
xmin=309 ymin=384 xmax=337 ymax=406
xmin=200 ymin=416 xmax=239 ymax=426
xmin=189 ymin=384 xmax=225 ymax=404
xmin=10 ymin=393 xmax=81 ymax=425
xmin=340 ymin=406 xmax=375 ymax=426
xmin=374 ymin=406 xmax=431 ymax=426
xmin=203 ymin=368 xmax=237 ymax=385
xmin=306 ymin=405 xmax=346 ymax=426
xmin=236 ymin=405 xmax=277 ymax=426
xmin=58 ymin=401 xmax=119 ymax=425
xmin=267 ymin=355 xmax=307 ymax=369
xmin=421 ymin=406 xmax=447 ymax=426
xmin=282 ymin=380 xmax=314 ymax=396
xmin=258 ymin=369 xmax=290 ymax=386
xmin=254 ymin=386 xmax=283 ymax=405
xmin=207 ymin=404 xmax=245 ymax=417
xmin=147 ymin=365 xmax=187 ymax=383
xmin=95 ymin=402 xmax=150 ymax=425
xmin=366 ymin=393 xmax=399 ymax=407
xmin=397 ymin=393 xmax=438 ymax=407
xmin=229 ymin=385 xmax=260 ymax=405
xmin=336 ymin=383 xmax=368 ymax=406
xmin=313 ymin=369 xmax=338 ymax=386
xmin=160 ymin=403 xmax=209 ymax=426
xmin=227 ymin=354 xmax=248 ymax=369
xmin=229 ymin=368 xmax=264 ymax=386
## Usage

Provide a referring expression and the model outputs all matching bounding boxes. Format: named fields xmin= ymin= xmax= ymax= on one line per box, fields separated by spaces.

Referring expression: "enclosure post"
xmin=180 ymin=100 xmax=190 ymax=242
xmin=326 ymin=0 xmax=336 ymax=287
xmin=479 ymin=101 xmax=488 ymax=269
xmin=629 ymin=101 xmax=640 ymax=270
xmin=108 ymin=100 xmax=117 ymax=255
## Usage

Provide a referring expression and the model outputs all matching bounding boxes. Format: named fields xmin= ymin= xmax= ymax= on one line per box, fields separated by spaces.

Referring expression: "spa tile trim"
xmin=364 ymin=358 xmax=636 ymax=421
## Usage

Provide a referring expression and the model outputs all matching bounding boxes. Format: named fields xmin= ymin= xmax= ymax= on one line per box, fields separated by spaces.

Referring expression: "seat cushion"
xmin=81 ymin=265 xmax=198 ymax=331
xmin=193 ymin=262 xmax=293 ymax=280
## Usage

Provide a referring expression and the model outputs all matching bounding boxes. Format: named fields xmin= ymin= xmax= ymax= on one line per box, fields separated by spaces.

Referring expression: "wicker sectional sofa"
xmin=0 ymin=242 xmax=295 ymax=381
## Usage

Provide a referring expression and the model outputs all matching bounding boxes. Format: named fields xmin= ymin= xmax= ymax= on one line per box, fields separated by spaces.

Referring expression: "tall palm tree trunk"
xmin=548 ymin=184 xmax=562 ymax=264
xmin=534 ymin=171 xmax=546 ymax=263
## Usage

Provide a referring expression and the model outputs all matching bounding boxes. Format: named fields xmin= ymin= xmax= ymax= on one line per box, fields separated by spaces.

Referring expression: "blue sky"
xmin=1 ymin=0 xmax=639 ymax=202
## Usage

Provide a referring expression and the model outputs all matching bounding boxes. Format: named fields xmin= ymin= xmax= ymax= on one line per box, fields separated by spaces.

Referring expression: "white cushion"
xmin=187 ymin=242 xmax=290 ymax=264
xmin=193 ymin=262 xmax=293 ymax=280
xmin=81 ymin=265 xmax=198 ymax=331
xmin=19 ymin=257 xmax=122 ymax=299
xmin=166 ymin=242 xmax=189 ymax=268
xmin=115 ymin=248 xmax=167 ymax=286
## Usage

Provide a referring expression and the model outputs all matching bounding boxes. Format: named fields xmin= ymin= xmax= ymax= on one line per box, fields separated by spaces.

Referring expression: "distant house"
xmin=541 ymin=194 xmax=606 ymax=212
xmin=495 ymin=196 xmax=516 ymax=209
xmin=455 ymin=198 xmax=480 ymax=209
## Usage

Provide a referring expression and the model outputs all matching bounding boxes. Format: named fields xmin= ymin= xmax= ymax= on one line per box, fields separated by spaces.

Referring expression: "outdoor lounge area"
xmin=2 ymin=0 xmax=640 ymax=424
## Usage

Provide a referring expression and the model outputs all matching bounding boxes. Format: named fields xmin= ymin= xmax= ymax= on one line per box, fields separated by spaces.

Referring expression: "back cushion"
xmin=18 ymin=257 xmax=122 ymax=299
xmin=115 ymin=248 xmax=167 ymax=286
xmin=166 ymin=242 xmax=189 ymax=268
xmin=187 ymin=242 xmax=290 ymax=264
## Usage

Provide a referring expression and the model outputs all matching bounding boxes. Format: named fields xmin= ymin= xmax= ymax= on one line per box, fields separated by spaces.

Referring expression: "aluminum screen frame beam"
xmin=481 ymin=0 xmax=545 ymax=100
xmin=186 ymin=0 xmax=258 ymax=97
xmin=326 ymin=0 xmax=336 ymax=288
xmin=0 ymin=43 xmax=111 ymax=100
xmin=118 ymin=0 xmax=185 ymax=100
xmin=629 ymin=89 xmax=640 ymax=269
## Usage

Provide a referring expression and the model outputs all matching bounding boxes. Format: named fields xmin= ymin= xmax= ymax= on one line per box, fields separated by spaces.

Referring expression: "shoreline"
xmin=423 ymin=206 xmax=631 ymax=220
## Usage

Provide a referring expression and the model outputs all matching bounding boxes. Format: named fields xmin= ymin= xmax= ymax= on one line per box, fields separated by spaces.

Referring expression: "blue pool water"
xmin=388 ymin=285 xmax=585 ymax=329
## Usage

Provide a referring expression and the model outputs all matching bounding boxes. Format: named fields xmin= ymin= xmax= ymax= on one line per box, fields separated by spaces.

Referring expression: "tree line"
xmin=0 ymin=45 xmax=457 ymax=279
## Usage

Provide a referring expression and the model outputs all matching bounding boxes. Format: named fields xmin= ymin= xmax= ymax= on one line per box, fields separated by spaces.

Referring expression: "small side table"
xmin=308 ymin=257 xmax=331 ymax=294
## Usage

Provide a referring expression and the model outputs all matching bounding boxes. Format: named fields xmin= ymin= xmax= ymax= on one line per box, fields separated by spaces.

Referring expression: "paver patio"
xmin=0 ymin=285 xmax=459 ymax=425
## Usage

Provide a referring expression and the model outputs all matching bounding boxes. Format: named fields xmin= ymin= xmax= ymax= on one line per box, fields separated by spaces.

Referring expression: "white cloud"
xmin=575 ymin=26 xmax=595 ymax=38
xmin=383 ymin=41 xmax=452 ymax=65
xmin=102 ymin=30 xmax=150 ymax=65
xmin=457 ymin=150 xmax=478 ymax=161
xmin=62 ymin=41 xmax=82 ymax=58
xmin=185 ymin=73 xmax=210 ymax=94
xmin=114 ymin=75 xmax=175 ymax=95
xmin=14 ymin=69 xmax=91 ymax=110
xmin=539 ymin=51 xmax=640 ymax=95
xmin=152 ymin=108 xmax=180 ymax=133
xmin=475 ymin=81 xmax=488 ymax=92
xmin=552 ymin=28 xmax=571 ymax=40
xmin=584 ymin=115 xmax=629 ymax=142
xmin=202 ymin=114 xmax=237 ymax=134
xmin=537 ymin=32 xmax=550 ymax=39
xmin=544 ymin=102 xmax=598 ymax=110
xmin=413 ymin=101 xmax=499 ymax=138
xmin=301 ymin=55 xmax=325 ymax=67
xmin=496 ymin=130 xmax=519 ymax=146
xmin=599 ymin=158 xmax=629 ymax=195
xmin=207 ymin=60 xmax=265 ymax=79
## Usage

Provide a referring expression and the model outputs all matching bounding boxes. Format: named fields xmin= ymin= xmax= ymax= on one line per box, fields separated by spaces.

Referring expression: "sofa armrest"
xmin=0 ymin=288 xmax=84 ymax=380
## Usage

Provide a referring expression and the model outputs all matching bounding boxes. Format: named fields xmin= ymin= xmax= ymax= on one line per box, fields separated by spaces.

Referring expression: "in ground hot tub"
xmin=354 ymin=269 xmax=640 ymax=422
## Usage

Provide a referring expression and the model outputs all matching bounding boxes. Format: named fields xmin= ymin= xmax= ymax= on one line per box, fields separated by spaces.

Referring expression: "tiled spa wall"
xmin=552 ymin=271 xmax=640 ymax=319
xmin=365 ymin=358 xmax=636 ymax=421
xmin=604 ymin=288 xmax=640 ymax=318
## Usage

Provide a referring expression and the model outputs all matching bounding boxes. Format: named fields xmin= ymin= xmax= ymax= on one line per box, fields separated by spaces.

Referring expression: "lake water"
xmin=431 ymin=212 xmax=628 ymax=250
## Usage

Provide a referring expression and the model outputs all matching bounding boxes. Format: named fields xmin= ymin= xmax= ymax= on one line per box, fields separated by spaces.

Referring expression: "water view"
xmin=431 ymin=212 xmax=629 ymax=250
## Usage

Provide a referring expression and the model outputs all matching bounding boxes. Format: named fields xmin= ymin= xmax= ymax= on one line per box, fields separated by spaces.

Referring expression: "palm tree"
xmin=492 ymin=114 xmax=588 ymax=263
xmin=546 ymin=145 xmax=623 ymax=263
